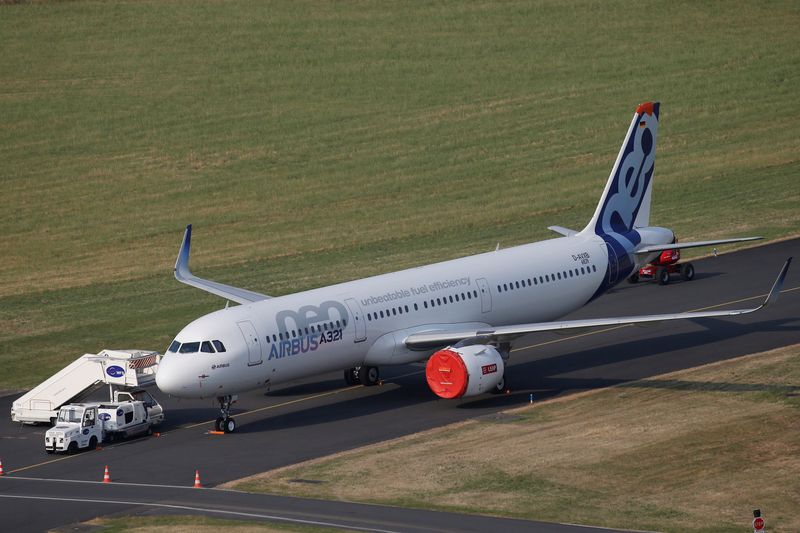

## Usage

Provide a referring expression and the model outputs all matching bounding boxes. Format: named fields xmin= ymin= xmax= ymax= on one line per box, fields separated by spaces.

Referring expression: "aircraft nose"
xmin=155 ymin=355 xmax=186 ymax=395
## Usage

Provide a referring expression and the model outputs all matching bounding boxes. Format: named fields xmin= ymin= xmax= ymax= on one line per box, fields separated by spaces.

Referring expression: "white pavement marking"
xmin=0 ymin=494 xmax=401 ymax=533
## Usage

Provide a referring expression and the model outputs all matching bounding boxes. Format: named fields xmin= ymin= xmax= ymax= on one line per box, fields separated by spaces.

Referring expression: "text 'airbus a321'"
xmin=155 ymin=102 xmax=791 ymax=433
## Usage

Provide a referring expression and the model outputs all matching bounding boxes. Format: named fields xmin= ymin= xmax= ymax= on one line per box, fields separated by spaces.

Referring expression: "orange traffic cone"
xmin=102 ymin=465 xmax=111 ymax=483
xmin=0 ymin=458 xmax=5 ymax=476
xmin=193 ymin=470 xmax=202 ymax=488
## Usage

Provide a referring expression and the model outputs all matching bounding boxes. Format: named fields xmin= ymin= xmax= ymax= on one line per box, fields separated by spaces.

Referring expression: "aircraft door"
xmin=237 ymin=320 xmax=263 ymax=366
xmin=344 ymin=298 xmax=367 ymax=343
xmin=476 ymin=278 xmax=492 ymax=313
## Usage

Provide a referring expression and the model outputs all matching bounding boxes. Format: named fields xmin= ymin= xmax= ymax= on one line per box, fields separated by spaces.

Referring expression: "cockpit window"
xmin=179 ymin=342 xmax=201 ymax=353
xmin=201 ymin=341 xmax=215 ymax=353
xmin=168 ymin=340 xmax=181 ymax=353
xmin=212 ymin=340 xmax=226 ymax=352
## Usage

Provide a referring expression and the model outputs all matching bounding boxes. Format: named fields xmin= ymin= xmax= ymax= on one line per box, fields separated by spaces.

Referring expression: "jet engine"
xmin=425 ymin=344 xmax=505 ymax=399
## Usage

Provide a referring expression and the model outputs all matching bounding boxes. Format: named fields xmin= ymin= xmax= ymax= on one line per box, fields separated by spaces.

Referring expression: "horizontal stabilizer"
xmin=174 ymin=225 xmax=271 ymax=304
xmin=548 ymin=226 xmax=578 ymax=237
xmin=405 ymin=258 xmax=790 ymax=350
xmin=636 ymin=236 xmax=763 ymax=254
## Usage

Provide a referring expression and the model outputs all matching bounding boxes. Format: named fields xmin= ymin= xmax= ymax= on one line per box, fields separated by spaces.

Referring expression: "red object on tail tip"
xmin=636 ymin=102 xmax=655 ymax=115
xmin=425 ymin=349 xmax=469 ymax=399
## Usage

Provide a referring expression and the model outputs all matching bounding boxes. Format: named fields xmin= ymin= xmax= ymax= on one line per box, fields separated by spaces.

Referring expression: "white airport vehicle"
xmin=155 ymin=102 xmax=791 ymax=433
xmin=44 ymin=390 xmax=163 ymax=454
xmin=11 ymin=349 xmax=160 ymax=425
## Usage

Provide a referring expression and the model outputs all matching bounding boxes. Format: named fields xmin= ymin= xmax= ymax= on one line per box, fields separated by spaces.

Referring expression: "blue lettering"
xmin=269 ymin=344 xmax=278 ymax=361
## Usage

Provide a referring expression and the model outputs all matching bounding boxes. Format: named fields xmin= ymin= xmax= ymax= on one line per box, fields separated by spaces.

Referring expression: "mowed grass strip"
xmin=1 ymin=1 xmax=799 ymax=389
xmin=228 ymin=345 xmax=800 ymax=533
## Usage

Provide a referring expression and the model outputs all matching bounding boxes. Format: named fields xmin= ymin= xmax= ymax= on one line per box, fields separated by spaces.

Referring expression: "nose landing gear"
xmin=215 ymin=395 xmax=238 ymax=433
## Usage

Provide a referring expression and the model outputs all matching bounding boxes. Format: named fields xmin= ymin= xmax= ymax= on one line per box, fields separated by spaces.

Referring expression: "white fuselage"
xmin=156 ymin=233 xmax=611 ymax=399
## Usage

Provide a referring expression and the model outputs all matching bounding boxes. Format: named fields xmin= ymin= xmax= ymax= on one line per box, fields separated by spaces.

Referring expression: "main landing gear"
xmin=344 ymin=365 xmax=380 ymax=386
xmin=215 ymin=395 xmax=237 ymax=433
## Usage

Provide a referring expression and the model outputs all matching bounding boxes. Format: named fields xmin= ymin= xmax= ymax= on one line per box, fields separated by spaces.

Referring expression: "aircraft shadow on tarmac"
xmin=160 ymin=315 xmax=799 ymax=433
xmin=457 ymin=316 xmax=800 ymax=409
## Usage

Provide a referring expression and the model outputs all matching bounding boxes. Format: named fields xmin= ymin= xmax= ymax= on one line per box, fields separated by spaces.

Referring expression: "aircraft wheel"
xmin=214 ymin=417 xmax=224 ymax=432
xmin=680 ymin=262 xmax=695 ymax=281
xmin=627 ymin=273 xmax=639 ymax=284
xmin=359 ymin=366 xmax=380 ymax=386
xmin=657 ymin=267 xmax=670 ymax=285
xmin=223 ymin=417 xmax=236 ymax=433
xmin=88 ymin=436 xmax=97 ymax=451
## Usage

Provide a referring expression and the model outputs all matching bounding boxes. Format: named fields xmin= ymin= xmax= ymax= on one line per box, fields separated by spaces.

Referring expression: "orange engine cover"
xmin=425 ymin=345 xmax=505 ymax=399
xmin=425 ymin=349 xmax=469 ymax=399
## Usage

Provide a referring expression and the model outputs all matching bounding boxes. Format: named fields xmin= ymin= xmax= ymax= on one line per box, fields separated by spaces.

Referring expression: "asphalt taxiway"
xmin=1 ymin=238 xmax=798 ymax=532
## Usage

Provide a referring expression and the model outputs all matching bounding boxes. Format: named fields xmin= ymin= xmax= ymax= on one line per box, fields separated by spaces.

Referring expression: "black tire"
xmin=657 ymin=267 xmax=670 ymax=285
xmin=344 ymin=368 xmax=356 ymax=385
xmin=627 ymin=273 xmax=639 ymax=284
xmin=359 ymin=366 xmax=380 ymax=386
xmin=88 ymin=436 xmax=97 ymax=451
xmin=223 ymin=417 xmax=236 ymax=433
xmin=214 ymin=417 xmax=224 ymax=432
xmin=680 ymin=262 xmax=695 ymax=281
xmin=67 ymin=441 xmax=78 ymax=455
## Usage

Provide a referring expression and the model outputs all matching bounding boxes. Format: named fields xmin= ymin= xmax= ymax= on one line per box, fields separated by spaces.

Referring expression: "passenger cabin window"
xmin=201 ymin=341 xmax=215 ymax=353
xmin=179 ymin=342 xmax=201 ymax=353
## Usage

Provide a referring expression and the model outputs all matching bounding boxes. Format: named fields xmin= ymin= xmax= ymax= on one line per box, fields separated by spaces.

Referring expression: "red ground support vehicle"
xmin=628 ymin=248 xmax=695 ymax=285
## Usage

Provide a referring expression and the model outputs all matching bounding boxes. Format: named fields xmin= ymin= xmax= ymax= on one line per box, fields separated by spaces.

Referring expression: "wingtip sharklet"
xmin=174 ymin=224 xmax=193 ymax=279
xmin=763 ymin=257 xmax=792 ymax=308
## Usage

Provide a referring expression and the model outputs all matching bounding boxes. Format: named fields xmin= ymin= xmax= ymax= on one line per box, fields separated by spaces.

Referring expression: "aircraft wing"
xmin=404 ymin=258 xmax=790 ymax=351
xmin=636 ymin=236 xmax=762 ymax=254
xmin=548 ymin=226 xmax=578 ymax=237
xmin=174 ymin=225 xmax=271 ymax=304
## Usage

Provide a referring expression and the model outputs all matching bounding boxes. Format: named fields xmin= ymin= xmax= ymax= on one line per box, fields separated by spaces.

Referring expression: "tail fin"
xmin=582 ymin=102 xmax=659 ymax=237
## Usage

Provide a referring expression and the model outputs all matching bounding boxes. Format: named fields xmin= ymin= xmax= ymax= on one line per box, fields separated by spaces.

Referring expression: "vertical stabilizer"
xmin=582 ymin=102 xmax=659 ymax=236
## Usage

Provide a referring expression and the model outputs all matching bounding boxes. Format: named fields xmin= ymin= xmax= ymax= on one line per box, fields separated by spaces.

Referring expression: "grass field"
xmin=228 ymin=344 xmax=800 ymax=533
xmin=2 ymin=1 xmax=799 ymax=389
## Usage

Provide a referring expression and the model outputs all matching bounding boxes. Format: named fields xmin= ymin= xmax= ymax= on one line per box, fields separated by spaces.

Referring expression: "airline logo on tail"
xmin=594 ymin=101 xmax=659 ymax=243
xmin=584 ymin=101 xmax=660 ymax=289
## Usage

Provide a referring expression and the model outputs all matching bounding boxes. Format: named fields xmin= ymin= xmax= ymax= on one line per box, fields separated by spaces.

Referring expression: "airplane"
xmin=155 ymin=102 xmax=791 ymax=433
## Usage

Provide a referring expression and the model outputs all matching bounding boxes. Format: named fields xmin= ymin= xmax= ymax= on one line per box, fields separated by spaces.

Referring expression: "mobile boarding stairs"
xmin=11 ymin=349 xmax=161 ymax=425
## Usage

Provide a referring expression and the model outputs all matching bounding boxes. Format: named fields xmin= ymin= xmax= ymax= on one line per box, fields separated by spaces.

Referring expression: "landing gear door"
xmin=476 ymin=278 xmax=492 ymax=313
xmin=237 ymin=320 xmax=263 ymax=366
xmin=344 ymin=298 xmax=367 ymax=343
